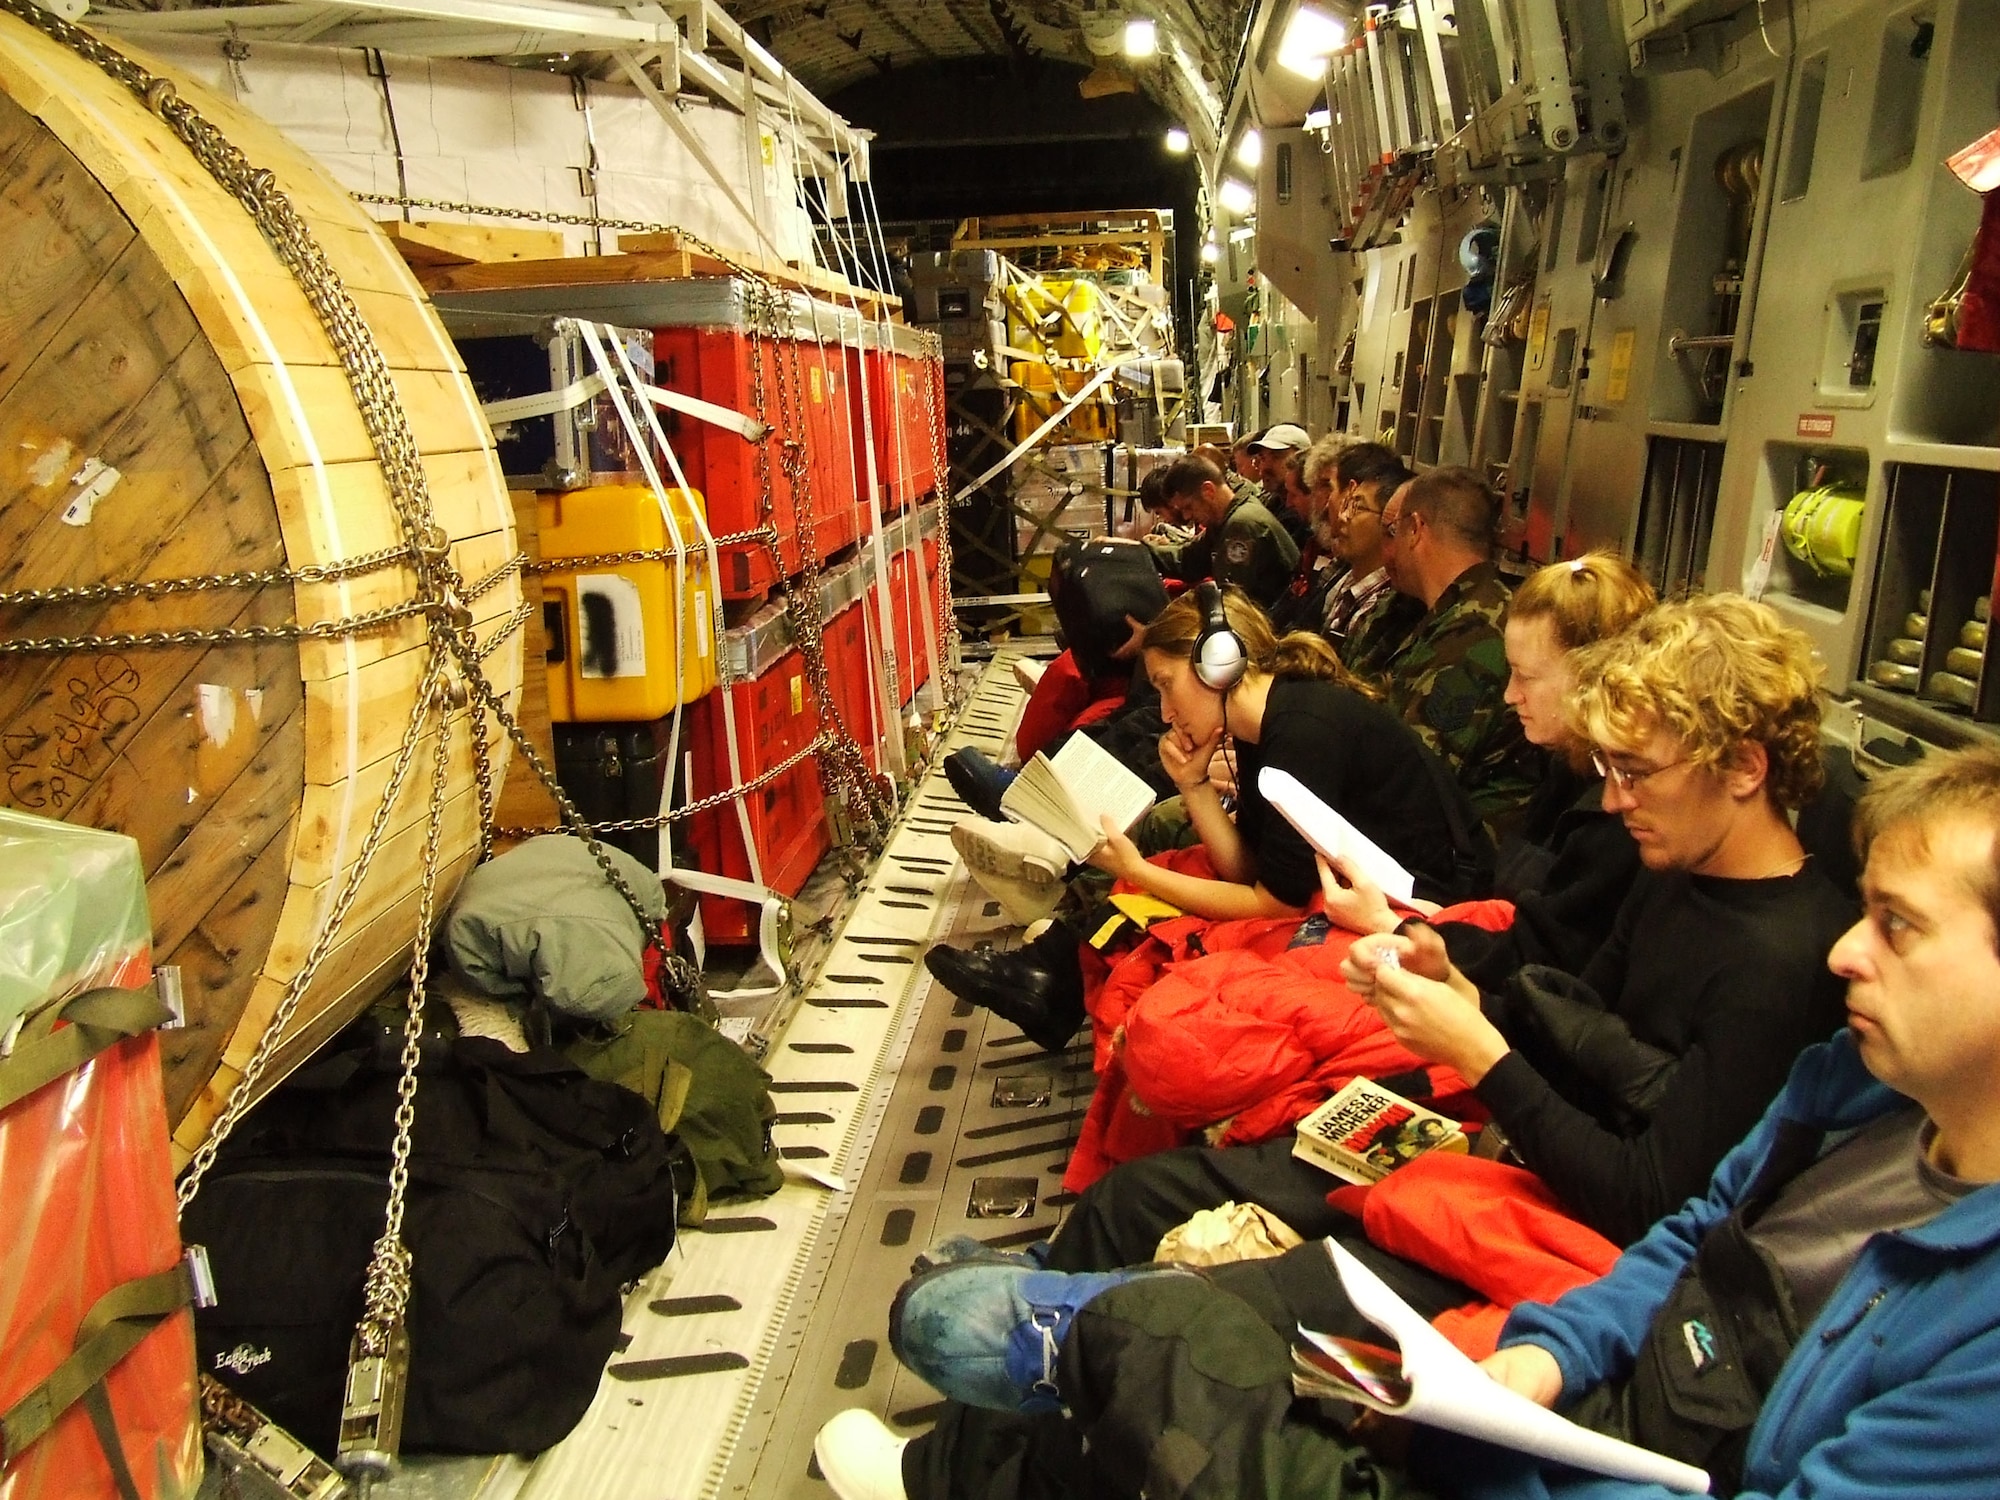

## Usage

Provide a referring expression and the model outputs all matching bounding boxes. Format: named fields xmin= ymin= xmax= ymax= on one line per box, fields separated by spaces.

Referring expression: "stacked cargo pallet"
xmin=411 ymin=247 xmax=949 ymax=953
xmin=906 ymin=218 xmax=1186 ymax=641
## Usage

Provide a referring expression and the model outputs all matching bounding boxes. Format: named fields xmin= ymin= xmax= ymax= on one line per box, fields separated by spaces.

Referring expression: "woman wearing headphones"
xmin=1095 ymin=582 xmax=1472 ymax=922
xmin=925 ymin=583 xmax=1476 ymax=1049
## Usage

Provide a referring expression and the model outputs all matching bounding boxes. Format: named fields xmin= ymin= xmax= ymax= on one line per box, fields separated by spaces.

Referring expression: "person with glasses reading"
xmin=817 ymin=742 xmax=2000 ymax=1500
xmin=1016 ymin=593 xmax=1853 ymax=1273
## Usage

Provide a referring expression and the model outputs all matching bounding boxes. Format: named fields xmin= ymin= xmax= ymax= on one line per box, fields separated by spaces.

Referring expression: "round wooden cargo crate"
xmin=0 ymin=8 xmax=522 ymax=1162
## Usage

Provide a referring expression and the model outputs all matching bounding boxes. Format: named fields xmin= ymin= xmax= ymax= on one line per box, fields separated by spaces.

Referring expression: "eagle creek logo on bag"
xmin=1680 ymin=1318 xmax=1718 ymax=1374
xmin=214 ymin=1343 xmax=274 ymax=1376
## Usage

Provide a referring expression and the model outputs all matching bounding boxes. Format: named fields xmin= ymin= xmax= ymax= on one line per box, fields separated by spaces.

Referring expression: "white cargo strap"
xmin=640 ymin=381 xmax=771 ymax=444
xmin=479 ymin=373 xmax=605 ymax=427
xmin=669 ymin=857 xmax=788 ymax=1009
xmin=478 ymin=369 xmax=768 ymax=443
xmin=952 ymin=361 xmax=1123 ymax=502
xmin=584 ymin=323 xmax=794 ymax=1007
xmin=572 ymin=320 xmax=694 ymax=888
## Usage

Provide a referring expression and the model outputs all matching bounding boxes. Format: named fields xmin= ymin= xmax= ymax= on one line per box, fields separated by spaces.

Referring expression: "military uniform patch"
xmin=1224 ymin=537 xmax=1253 ymax=565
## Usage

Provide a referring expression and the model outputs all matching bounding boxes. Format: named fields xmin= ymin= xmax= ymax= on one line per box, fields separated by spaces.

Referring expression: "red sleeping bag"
xmin=1062 ymin=849 xmax=1512 ymax=1192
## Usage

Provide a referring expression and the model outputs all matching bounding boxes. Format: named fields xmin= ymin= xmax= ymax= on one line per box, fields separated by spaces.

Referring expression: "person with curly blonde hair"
xmin=1030 ymin=592 xmax=1854 ymax=1276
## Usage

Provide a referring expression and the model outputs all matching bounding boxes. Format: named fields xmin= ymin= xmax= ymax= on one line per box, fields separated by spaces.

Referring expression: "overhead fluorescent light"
xmin=1217 ymin=176 xmax=1255 ymax=214
xmin=1233 ymin=129 xmax=1262 ymax=170
xmin=1200 ymin=241 xmax=1221 ymax=264
xmin=1123 ymin=16 xmax=1157 ymax=57
xmin=1278 ymin=5 xmax=1348 ymax=78
xmin=1164 ymin=126 xmax=1191 ymax=154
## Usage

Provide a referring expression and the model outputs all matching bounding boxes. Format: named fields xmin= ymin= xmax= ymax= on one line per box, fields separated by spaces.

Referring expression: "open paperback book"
xmin=1257 ymin=767 xmax=1416 ymax=903
xmin=1294 ymin=1241 xmax=1710 ymax=1495
xmin=1000 ymin=733 xmax=1157 ymax=865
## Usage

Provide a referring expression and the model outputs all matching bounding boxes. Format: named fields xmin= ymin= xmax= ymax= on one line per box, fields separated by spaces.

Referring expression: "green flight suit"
xmin=1381 ymin=560 xmax=1544 ymax=833
xmin=1172 ymin=494 xmax=1300 ymax=612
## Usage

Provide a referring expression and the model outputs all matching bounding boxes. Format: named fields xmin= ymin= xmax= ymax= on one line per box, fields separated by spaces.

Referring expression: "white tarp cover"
xmin=139 ymin=35 xmax=819 ymax=263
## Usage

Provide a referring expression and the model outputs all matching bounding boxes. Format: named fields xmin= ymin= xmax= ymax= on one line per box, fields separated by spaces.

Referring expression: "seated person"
xmin=1156 ymin=453 xmax=1300 ymax=612
xmin=1375 ymin=468 xmax=1542 ymax=832
xmin=1268 ymin=434 xmax=1351 ymax=636
xmin=1248 ymin=423 xmax=1316 ymax=551
xmin=1033 ymin=593 xmax=1854 ymax=1269
xmin=1324 ymin=550 xmax=1654 ymax=987
xmin=1321 ymin=446 xmax=1419 ymax=668
xmin=926 ymin=585 xmax=1481 ymax=1049
xmin=816 ymin=746 xmax=2000 ymax=1500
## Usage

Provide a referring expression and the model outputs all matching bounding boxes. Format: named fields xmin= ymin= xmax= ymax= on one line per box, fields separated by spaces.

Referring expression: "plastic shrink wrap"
xmin=0 ymin=808 xmax=200 ymax=1500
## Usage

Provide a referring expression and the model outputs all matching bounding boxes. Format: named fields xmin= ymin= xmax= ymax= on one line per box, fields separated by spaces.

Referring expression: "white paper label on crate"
xmin=575 ymin=574 xmax=648 ymax=679
xmin=1746 ymin=512 xmax=1785 ymax=602
xmin=695 ymin=589 xmax=712 ymax=659
xmin=61 ymin=457 xmax=121 ymax=526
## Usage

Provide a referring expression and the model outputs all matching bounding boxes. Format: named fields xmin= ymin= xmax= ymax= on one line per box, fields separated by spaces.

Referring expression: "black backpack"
xmin=1049 ymin=536 xmax=1169 ymax=678
xmin=182 ymin=1019 xmax=695 ymax=1457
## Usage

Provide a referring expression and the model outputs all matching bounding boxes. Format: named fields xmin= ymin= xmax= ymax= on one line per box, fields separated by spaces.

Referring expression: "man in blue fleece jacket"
xmin=815 ymin=743 xmax=2000 ymax=1500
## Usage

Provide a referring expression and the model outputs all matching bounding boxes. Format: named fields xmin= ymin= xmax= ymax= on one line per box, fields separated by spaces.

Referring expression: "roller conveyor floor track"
xmin=299 ymin=648 xmax=1072 ymax=1500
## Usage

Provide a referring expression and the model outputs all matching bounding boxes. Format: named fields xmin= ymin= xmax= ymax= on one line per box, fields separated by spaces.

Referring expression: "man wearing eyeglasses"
xmin=1025 ymin=594 xmax=1855 ymax=1273
xmin=1372 ymin=467 xmax=1541 ymax=834
xmin=1319 ymin=445 xmax=1419 ymax=673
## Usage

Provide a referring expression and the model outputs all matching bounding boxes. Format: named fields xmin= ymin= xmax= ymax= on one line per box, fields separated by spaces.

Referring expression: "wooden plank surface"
xmin=2 ymin=9 xmax=519 ymax=1146
xmin=377 ymin=217 xmax=568 ymax=268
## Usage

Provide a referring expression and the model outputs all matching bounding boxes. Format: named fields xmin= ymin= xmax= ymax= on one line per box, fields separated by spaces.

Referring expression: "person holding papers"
xmin=1319 ymin=551 xmax=1656 ymax=987
xmin=1023 ymin=594 xmax=1853 ymax=1269
xmin=924 ymin=585 xmax=1478 ymax=1050
xmin=816 ymin=743 xmax=2000 ymax=1500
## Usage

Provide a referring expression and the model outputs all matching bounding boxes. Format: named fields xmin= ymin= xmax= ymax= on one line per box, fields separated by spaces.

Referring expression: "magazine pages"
xmin=1297 ymin=1241 xmax=1710 ymax=1494
xmin=1257 ymin=768 xmax=1416 ymax=902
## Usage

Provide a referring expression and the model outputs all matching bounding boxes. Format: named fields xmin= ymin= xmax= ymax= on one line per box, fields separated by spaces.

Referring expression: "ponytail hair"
xmin=1508 ymin=549 xmax=1656 ymax=651
xmin=1140 ymin=586 xmax=1379 ymax=698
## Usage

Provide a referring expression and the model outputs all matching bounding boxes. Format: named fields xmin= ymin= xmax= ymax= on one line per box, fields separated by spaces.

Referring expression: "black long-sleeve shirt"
xmin=1474 ymin=864 xmax=1854 ymax=1245
xmin=1441 ymin=766 xmax=1642 ymax=989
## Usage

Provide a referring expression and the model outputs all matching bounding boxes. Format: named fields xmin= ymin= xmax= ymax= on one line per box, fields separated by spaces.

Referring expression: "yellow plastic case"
xmin=531 ymin=484 xmax=718 ymax=722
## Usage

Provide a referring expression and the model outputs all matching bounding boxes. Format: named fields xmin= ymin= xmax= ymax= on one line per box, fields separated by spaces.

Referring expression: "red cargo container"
xmin=683 ymin=646 xmax=831 ymax=944
xmin=820 ymin=595 xmax=880 ymax=772
xmin=865 ymin=506 xmax=945 ymax=711
xmin=850 ymin=327 xmax=943 ymax=517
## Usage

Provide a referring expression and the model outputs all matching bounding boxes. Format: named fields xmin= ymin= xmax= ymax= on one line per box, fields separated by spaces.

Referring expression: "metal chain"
xmin=176 ymin=657 xmax=447 ymax=1210
xmin=0 ymin=597 xmax=436 ymax=655
xmin=739 ymin=279 xmax=890 ymax=840
xmin=463 ymin=658 xmax=698 ymax=995
xmin=358 ymin=670 xmax=454 ymax=1351
xmin=0 ymin=541 xmax=416 ymax=610
xmin=494 ymin=732 xmax=831 ymax=840
xmin=918 ymin=336 xmax=967 ymax=714
xmin=522 ymin=527 xmax=776 ymax=574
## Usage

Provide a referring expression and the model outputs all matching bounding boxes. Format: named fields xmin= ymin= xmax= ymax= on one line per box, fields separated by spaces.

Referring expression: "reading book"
xmin=1000 ymin=734 xmax=1156 ymax=865
xmin=1294 ymin=1241 xmax=1710 ymax=1494
xmin=1257 ymin=767 xmax=1416 ymax=902
xmin=1293 ymin=1077 xmax=1469 ymax=1185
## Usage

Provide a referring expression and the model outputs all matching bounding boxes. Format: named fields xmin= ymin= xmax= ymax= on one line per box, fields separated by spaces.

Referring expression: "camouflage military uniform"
xmin=1380 ymin=560 xmax=1544 ymax=833
xmin=1172 ymin=494 xmax=1300 ymax=611
xmin=1339 ymin=585 xmax=1423 ymax=681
